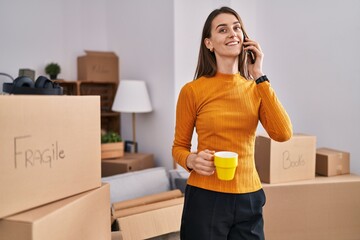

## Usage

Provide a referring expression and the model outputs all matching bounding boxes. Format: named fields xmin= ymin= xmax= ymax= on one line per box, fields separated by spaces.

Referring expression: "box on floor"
xmin=316 ymin=147 xmax=350 ymax=176
xmin=112 ymin=190 xmax=184 ymax=240
xmin=111 ymin=231 xmax=123 ymax=240
xmin=101 ymin=153 xmax=154 ymax=177
xmin=262 ymin=174 xmax=360 ymax=240
xmin=0 ymin=184 xmax=111 ymax=240
xmin=78 ymin=50 xmax=119 ymax=82
xmin=0 ymin=95 xmax=101 ymax=218
xmin=255 ymin=133 xmax=316 ymax=183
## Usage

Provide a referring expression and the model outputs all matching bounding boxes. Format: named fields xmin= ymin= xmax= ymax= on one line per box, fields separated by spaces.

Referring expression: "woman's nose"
xmin=228 ymin=30 xmax=236 ymax=38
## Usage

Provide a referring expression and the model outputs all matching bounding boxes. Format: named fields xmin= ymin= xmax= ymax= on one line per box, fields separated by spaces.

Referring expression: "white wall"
xmin=106 ymin=0 xmax=175 ymax=170
xmin=0 ymin=0 xmax=109 ymax=81
xmin=1 ymin=0 xmax=359 ymax=174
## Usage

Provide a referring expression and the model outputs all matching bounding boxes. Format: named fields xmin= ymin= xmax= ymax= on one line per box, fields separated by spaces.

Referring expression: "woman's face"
xmin=205 ymin=13 xmax=244 ymax=59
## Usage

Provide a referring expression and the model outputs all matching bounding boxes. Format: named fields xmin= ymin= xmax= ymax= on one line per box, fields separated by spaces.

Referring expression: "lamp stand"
xmin=132 ymin=112 xmax=136 ymax=143
xmin=127 ymin=112 xmax=138 ymax=153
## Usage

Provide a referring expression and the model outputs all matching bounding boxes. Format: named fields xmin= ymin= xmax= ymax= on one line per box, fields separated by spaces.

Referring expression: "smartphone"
xmin=243 ymin=33 xmax=256 ymax=64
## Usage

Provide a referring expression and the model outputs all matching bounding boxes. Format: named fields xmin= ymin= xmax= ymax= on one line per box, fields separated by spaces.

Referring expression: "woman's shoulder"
xmin=181 ymin=76 xmax=208 ymax=90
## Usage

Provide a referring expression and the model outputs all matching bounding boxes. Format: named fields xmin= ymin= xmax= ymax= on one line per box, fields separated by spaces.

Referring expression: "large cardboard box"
xmin=316 ymin=147 xmax=350 ymax=176
xmin=255 ymin=134 xmax=316 ymax=183
xmin=101 ymin=153 xmax=154 ymax=177
xmin=113 ymin=190 xmax=183 ymax=240
xmin=262 ymin=174 xmax=360 ymax=240
xmin=78 ymin=50 xmax=119 ymax=82
xmin=117 ymin=203 xmax=183 ymax=240
xmin=0 ymin=184 xmax=111 ymax=240
xmin=0 ymin=95 xmax=101 ymax=218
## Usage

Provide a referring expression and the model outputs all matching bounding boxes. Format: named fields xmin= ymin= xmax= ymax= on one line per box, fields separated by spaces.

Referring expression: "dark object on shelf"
xmin=18 ymin=68 xmax=35 ymax=81
xmin=3 ymin=76 xmax=63 ymax=95
xmin=125 ymin=141 xmax=138 ymax=153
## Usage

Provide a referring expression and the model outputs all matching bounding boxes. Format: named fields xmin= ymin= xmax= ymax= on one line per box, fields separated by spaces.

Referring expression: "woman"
xmin=172 ymin=6 xmax=292 ymax=240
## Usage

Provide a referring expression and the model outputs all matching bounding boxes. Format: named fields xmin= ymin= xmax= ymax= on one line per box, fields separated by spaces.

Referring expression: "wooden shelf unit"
xmin=56 ymin=80 xmax=121 ymax=134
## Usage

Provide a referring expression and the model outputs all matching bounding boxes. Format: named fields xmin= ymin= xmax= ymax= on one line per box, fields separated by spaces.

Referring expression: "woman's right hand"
xmin=186 ymin=149 xmax=215 ymax=176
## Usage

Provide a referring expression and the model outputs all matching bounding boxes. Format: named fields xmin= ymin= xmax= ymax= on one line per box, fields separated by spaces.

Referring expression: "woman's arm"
xmin=257 ymin=81 xmax=293 ymax=142
xmin=172 ymin=84 xmax=197 ymax=170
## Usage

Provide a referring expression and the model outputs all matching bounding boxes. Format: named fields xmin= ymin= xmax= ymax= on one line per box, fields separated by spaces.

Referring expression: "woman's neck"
xmin=216 ymin=56 xmax=239 ymax=75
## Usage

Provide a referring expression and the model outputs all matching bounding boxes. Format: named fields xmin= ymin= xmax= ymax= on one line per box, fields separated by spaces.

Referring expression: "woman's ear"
xmin=204 ymin=38 xmax=213 ymax=52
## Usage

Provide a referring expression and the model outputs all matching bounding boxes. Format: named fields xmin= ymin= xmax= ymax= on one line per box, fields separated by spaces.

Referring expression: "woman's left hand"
xmin=243 ymin=37 xmax=264 ymax=80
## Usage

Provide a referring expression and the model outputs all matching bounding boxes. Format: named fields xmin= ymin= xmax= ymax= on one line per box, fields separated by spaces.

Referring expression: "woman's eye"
xmin=219 ymin=28 xmax=227 ymax=33
xmin=234 ymin=26 xmax=242 ymax=31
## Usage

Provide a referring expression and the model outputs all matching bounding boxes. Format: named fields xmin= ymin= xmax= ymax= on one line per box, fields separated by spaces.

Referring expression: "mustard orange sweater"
xmin=172 ymin=72 xmax=292 ymax=193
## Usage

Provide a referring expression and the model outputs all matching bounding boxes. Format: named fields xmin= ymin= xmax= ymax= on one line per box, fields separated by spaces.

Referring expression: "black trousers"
xmin=180 ymin=185 xmax=266 ymax=240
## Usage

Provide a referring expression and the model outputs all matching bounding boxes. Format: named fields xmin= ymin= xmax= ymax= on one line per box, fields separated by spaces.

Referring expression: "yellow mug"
xmin=214 ymin=151 xmax=238 ymax=180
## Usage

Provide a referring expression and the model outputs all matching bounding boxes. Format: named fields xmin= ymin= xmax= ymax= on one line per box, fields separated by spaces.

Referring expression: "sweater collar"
xmin=215 ymin=72 xmax=242 ymax=82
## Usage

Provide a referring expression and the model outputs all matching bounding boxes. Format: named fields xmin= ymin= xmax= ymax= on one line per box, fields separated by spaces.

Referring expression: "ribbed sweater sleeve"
xmin=172 ymin=83 xmax=196 ymax=170
xmin=257 ymin=81 xmax=293 ymax=141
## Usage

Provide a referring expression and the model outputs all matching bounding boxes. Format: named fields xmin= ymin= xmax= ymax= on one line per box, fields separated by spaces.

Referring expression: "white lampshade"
xmin=112 ymin=80 xmax=152 ymax=113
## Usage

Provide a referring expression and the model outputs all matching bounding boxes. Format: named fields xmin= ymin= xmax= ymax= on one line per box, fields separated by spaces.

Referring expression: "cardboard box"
xmin=113 ymin=191 xmax=184 ymax=240
xmin=78 ymin=50 xmax=119 ymax=82
xmin=111 ymin=231 xmax=123 ymax=240
xmin=262 ymin=174 xmax=360 ymax=240
xmin=0 ymin=184 xmax=111 ymax=240
xmin=112 ymin=189 xmax=182 ymax=211
xmin=0 ymin=95 xmax=101 ymax=218
xmin=255 ymin=134 xmax=316 ymax=183
xmin=316 ymin=147 xmax=350 ymax=176
xmin=101 ymin=153 xmax=154 ymax=177
xmin=117 ymin=202 xmax=183 ymax=240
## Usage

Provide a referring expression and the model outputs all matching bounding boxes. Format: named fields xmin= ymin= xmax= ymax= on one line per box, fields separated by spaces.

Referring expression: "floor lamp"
xmin=112 ymin=80 xmax=152 ymax=153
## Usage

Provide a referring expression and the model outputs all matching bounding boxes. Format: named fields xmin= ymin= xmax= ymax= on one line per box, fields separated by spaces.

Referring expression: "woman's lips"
xmin=226 ymin=41 xmax=239 ymax=46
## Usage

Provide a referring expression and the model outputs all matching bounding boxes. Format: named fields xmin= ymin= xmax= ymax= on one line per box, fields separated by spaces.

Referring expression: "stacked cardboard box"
xmin=255 ymin=133 xmax=359 ymax=239
xmin=77 ymin=50 xmax=119 ymax=83
xmin=255 ymin=133 xmax=351 ymax=182
xmin=111 ymin=190 xmax=184 ymax=240
xmin=316 ymin=147 xmax=350 ymax=176
xmin=101 ymin=153 xmax=155 ymax=177
xmin=255 ymin=133 xmax=317 ymax=183
xmin=0 ymin=95 xmax=111 ymax=240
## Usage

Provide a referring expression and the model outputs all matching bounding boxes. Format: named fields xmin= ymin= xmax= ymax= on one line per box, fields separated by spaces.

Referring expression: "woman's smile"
xmin=226 ymin=40 xmax=240 ymax=46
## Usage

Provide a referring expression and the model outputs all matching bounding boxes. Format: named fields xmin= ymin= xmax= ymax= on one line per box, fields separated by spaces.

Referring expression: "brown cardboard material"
xmin=117 ymin=198 xmax=183 ymax=240
xmin=255 ymin=133 xmax=316 ymax=183
xmin=77 ymin=50 xmax=119 ymax=82
xmin=113 ymin=189 xmax=182 ymax=211
xmin=111 ymin=231 xmax=123 ymax=240
xmin=114 ymin=197 xmax=184 ymax=218
xmin=0 ymin=184 xmax=111 ymax=240
xmin=316 ymin=147 xmax=350 ymax=176
xmin=0 ymin=95 xmax=101 ymax=218
xmin=101 ymin=153 xmax=155 ymax=177
xmin=262 ymin=174 xmax=360 ymax=240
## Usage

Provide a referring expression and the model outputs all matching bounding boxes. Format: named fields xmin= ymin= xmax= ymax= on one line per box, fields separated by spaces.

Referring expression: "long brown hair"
xmin=194 ymin=6 xmax=251 ymax=80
